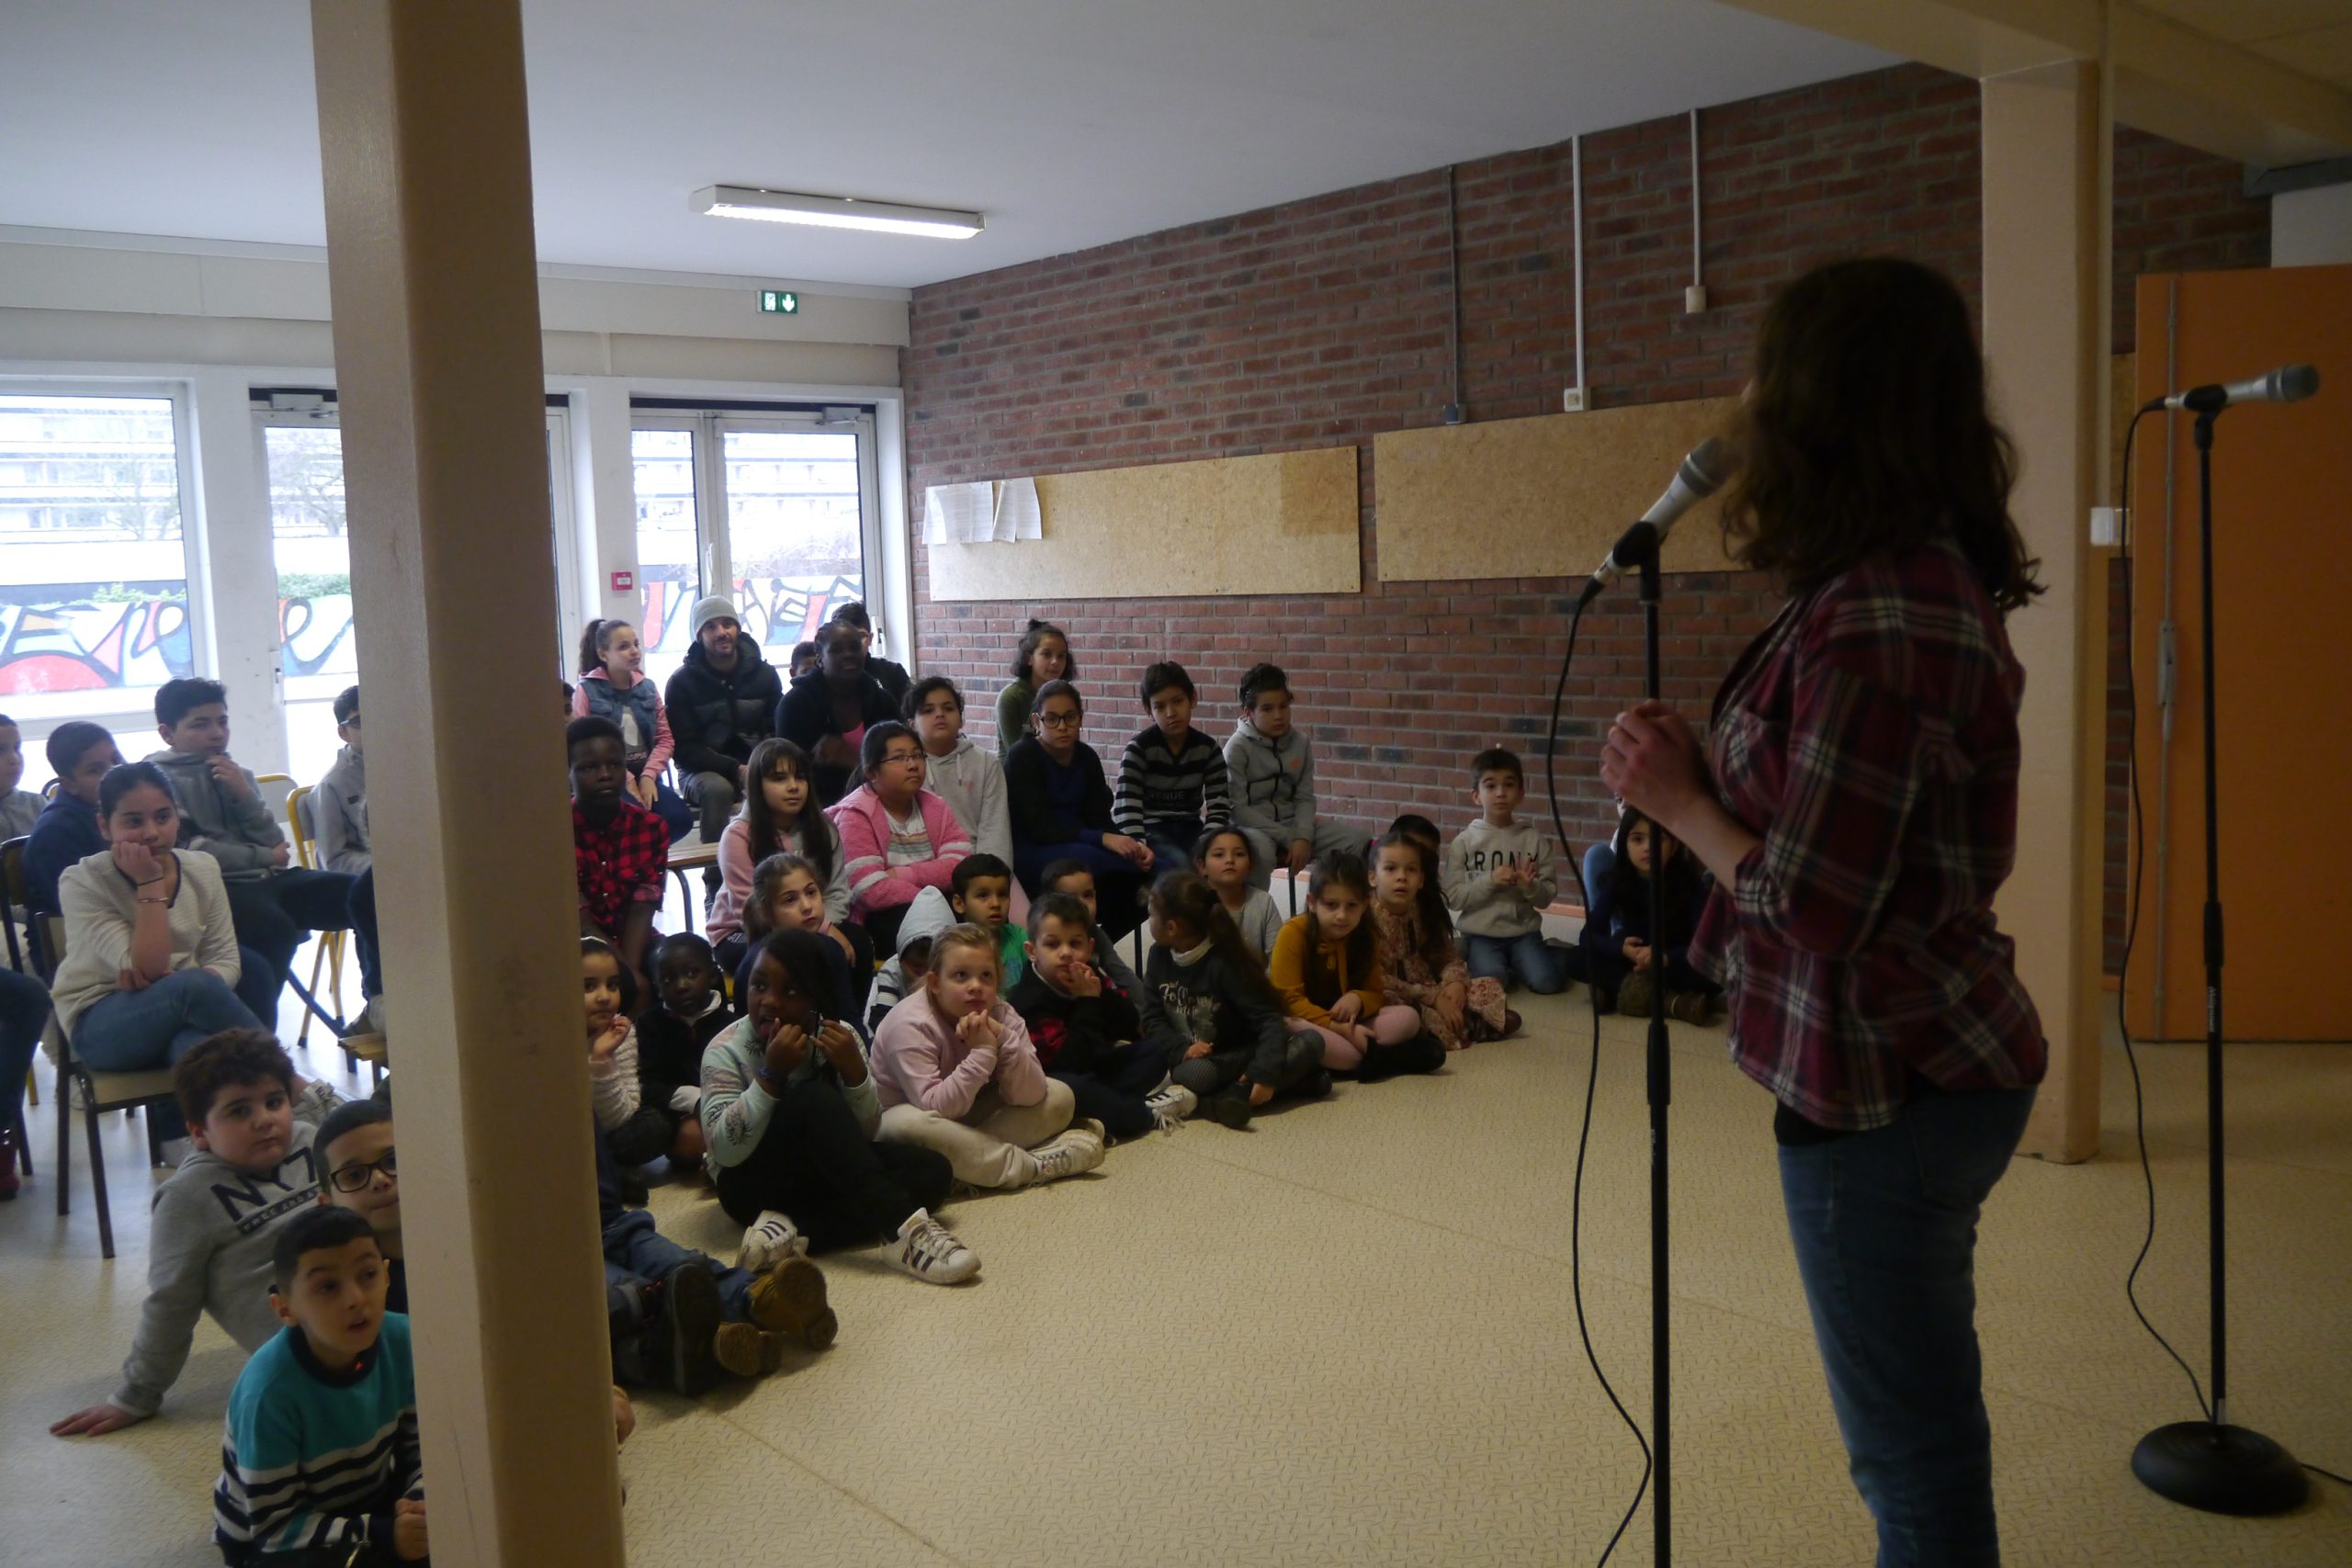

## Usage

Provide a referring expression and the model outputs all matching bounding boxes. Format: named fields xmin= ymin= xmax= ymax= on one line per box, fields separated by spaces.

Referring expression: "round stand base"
xmin=2132 ymin=1422 xmax=2310 ymax=1516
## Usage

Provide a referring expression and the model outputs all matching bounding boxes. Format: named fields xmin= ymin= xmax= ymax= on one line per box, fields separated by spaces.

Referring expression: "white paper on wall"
xmin=992 ymin=476 xmax=1042 ymax=541
xmin=924 ymin=481 xmax=995 ymax=544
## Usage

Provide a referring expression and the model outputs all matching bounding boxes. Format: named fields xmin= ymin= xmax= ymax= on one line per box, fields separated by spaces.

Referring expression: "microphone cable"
xmin=2112 ymin=408 xmax=2349 ymax=1492
xmin=1543 ymin=594 xmax=1651 ymax=1564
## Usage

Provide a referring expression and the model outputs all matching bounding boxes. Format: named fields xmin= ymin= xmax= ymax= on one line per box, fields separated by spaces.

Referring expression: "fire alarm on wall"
xmin=609 ymin=570 xmax=635 ymax=592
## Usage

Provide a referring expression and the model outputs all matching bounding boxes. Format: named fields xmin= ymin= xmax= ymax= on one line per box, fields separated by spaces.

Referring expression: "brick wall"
xmin=902 ymin=63 xmax=2267 ymax=955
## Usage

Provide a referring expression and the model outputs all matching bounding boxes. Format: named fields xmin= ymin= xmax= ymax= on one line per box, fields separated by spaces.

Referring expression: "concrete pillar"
xmin=1981 ymin=61 xmax=2109 ymax=1163
xmin=568 ymin=378 xmax=643 ymax=627
xmin=309 ymin=4 xmax=628 ymax=1563
xmin=188 ymin=368 xmax=291 ymax=773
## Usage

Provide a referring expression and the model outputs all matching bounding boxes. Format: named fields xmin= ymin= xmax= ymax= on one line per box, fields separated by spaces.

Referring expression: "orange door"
xmin=2127 ymin=265 xmax=2352 ymax=1041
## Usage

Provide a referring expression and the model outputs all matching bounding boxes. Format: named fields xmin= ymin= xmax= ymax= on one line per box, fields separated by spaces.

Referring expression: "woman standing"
xmin=1600 ymin=257 xmax=2046 ymax=1567
xmin=51 ymin=762 xmax=276 ymax=1140
xmin=573 ymin=617 xmax=695 ymax=841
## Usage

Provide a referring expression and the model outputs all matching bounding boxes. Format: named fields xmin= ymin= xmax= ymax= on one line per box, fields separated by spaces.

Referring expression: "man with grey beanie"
xmin=662 ymin=595 xmax=784 ymax=872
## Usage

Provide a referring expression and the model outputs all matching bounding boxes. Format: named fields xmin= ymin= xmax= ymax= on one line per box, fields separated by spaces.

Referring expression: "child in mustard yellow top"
xmin=1267 ymin=851 xmax=1444 ymax=1084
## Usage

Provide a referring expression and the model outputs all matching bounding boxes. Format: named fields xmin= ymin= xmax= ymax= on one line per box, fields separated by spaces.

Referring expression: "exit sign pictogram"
xmin=759 ymin=289 xmax=800 ymax=314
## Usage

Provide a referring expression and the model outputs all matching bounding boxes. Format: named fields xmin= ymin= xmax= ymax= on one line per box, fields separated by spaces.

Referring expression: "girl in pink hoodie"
xmin=827 ymin=721 xmax=973 ymax=953
xmin=870 ymin=923 xmax=1103 ymax=1190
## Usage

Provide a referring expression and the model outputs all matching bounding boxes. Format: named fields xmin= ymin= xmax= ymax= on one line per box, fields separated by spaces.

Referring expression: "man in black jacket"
xmin=663 ymin=595 xmax=784 ymax=861
xmin=775 ymin=623 xmax=900 ymax=806
xmin=827 ymin=602 xmax=910 ymax=707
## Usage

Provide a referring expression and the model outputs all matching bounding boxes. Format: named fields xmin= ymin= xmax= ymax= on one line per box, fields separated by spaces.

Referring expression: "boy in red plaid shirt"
xmin=571 ymin=716 xmax=668 ymax=998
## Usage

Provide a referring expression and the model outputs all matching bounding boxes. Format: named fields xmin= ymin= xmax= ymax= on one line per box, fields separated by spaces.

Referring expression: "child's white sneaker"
xmin=1143 ymin=1082 xmax=1196 ymax=1133
xmin=1029 ymin=1127 xmax=1106 ymax=1184
xmin=889 ymin=1209 xmax=979 ymax=1284
xmin=736 ymin=1210 xmax=808 ymax=1273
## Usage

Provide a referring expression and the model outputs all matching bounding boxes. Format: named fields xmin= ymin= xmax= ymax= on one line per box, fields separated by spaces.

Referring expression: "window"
xmin=0 ymin=391 xmax=196 ymax=721
xmin=630 ymin=406 xmax=878 ymax=692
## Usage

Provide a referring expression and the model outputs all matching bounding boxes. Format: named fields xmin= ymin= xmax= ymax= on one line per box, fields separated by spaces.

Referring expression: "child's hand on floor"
xmin=1326 ymin=991 xmax=1363 ymax=1025
xmin=1184 ymin=1040 xmax=1215 ymax=1060
xmin=393 ymin=1498 xmax=429 ymax=1562
xmin=50 ymin=1400 xmax=146 ymax=1438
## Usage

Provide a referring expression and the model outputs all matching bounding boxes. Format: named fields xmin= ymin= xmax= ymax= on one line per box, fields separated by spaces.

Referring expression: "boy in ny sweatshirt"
xmin=52 ymin=1034 xmax=343 ymax=1434
xmin=1439 ymin=748 xmax=1569 ymax=994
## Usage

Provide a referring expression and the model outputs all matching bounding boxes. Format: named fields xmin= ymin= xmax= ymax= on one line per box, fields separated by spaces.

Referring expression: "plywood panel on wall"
xmin=1374 ymin=398 xmax=1743 ymax=582
xmin=925 ymin=446 xmax=1360 ymax=602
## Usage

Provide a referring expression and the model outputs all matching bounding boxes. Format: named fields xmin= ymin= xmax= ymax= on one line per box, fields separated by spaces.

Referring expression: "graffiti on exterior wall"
xmin=0 ymin=589 xmax=358 ymax=695
xmin=640 ymin=570 xmax=862 ymax=657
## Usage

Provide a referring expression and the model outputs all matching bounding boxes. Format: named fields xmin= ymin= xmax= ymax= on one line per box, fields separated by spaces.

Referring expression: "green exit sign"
xmin=758 ymin=289 xmax=800 ymax=314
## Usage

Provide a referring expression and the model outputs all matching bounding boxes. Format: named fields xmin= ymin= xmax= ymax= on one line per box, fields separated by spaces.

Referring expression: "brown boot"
xmin=712 ymin=1322 xmax=790 ymax=1379
xmin=749 ymin=1256 xmax=838 ymax=1351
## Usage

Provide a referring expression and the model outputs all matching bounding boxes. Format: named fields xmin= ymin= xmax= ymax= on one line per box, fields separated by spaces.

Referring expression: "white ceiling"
xmin=0 ymin=0 xmax=1893 ymax=292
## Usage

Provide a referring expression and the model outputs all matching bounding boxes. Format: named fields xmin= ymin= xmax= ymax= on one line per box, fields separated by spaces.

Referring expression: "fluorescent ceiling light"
xmin=691 ymin=185 xmax=984 ymax=239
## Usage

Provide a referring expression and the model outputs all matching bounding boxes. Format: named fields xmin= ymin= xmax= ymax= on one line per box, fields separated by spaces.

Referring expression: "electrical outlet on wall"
xmin=1563 ymin=386 xmax=1586 ymax=413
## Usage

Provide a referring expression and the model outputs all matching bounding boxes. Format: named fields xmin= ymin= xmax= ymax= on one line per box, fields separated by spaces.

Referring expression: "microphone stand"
xmin=2129 ymin=411 xmax=2307 ymax=1515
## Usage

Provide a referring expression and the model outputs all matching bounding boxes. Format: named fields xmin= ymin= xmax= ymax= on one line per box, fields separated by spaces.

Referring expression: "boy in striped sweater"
xmin=212 ymin=1205 xmax=425 ymax=1565
xmin=1113 ymin=661 xmax=1231 ymax=876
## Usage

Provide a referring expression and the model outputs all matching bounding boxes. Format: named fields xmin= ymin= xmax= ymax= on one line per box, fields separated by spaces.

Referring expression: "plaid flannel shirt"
xmin=1688 ymin=539 xmax=2046 ymax=1132
xmin=572 ymin=798 xmax=669 ymax=940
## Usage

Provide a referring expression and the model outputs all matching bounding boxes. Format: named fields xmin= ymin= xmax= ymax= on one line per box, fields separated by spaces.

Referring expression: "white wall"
xmin=2273 ymin=183 xmax=2352 ymax=266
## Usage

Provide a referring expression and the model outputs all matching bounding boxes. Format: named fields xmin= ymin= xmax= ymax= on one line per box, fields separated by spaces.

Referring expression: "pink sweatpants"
xmin=1288 ymin=1006 xmax=1421 ymax=1070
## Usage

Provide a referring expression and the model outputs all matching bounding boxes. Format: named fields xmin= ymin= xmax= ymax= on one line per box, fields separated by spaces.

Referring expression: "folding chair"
xmin=252 ymin=775 xmax=382 ymax=1083
xmin=283 ymin=786 xmax=349 ymax=1051
xmin=42 ymin=916 xmax=177 ymax=1260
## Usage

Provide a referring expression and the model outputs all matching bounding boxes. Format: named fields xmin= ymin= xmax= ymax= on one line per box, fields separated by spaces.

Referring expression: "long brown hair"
xmin=1148 ymin=871 xmax=1279 ymax=1007
xmin=1301 ymin=851 xmax=1376 ymax=1006
xmin=741 ymin=738 xmax=833 ymax=887
xmin=1721 ymin=257 xmax=2041 ymax=613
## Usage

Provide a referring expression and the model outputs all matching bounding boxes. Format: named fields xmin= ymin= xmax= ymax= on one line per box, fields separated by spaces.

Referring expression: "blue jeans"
xmin=1463 ymin=930 xmax=1569 ymax=994
xmin=602 ymin=1208 xmax=753 ymax=1325
xmin=71 ymin=968 xmax=266 ymax=1139
xmin=1779 ymin=1086 xmax=2038 ymax=1568
xmin=0 ymin=966 xmax=50 ymax=1128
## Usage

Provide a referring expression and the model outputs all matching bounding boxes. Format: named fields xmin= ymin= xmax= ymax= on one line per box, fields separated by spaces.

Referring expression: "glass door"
xmin=629 ymin=406 xmax=881 ymax=684
xmin=254 ymin=395 xmax=581 ymax=782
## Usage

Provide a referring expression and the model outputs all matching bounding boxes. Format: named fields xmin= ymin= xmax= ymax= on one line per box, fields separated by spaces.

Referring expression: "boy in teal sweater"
xmin=212 ymin=1204 xmax=425 ymax=1564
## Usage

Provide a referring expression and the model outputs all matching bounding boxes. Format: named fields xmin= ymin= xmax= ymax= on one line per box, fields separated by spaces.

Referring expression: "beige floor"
xmin=3 ymin=993 xmax=2347 ymax=1567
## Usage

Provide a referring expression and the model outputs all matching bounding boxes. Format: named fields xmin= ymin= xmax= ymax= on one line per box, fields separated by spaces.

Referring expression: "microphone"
xmin=1577 ymin=436 xmax=1733 ymax=604
xmin=2145 ymin=363 xmax=2319 ymax=415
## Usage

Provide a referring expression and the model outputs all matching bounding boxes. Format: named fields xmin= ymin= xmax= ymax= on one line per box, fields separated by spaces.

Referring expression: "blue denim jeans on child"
xmin=71 ymin=968 xmax=266 ymax=1138
xmin=1778 ymin=1085 xmax=2038 ymax=1568
xmin=1463 ymin=930 xmax=1569 ymax=994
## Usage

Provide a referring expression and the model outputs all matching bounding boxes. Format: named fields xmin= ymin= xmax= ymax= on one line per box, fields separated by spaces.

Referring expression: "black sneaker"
xmin=1295 ymin=1068 xmax=1334 ymax=1100
xmin=655 ymin=1261 xmax=724 ymax=1396
xmin=1204 ymin=1089 xmax=1253 ymax=1129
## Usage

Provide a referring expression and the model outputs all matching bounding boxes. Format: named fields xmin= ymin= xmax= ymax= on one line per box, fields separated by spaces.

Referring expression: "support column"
xmin=569 ymin=378 xmax=643 ymax=626
xmin=188 ymin=368 xmax=290 ymax=773
xmin=310 ymin=5 xmax=626 ymax=1565
xmin=1982 ymin=61 xmax=2109 ymax=1163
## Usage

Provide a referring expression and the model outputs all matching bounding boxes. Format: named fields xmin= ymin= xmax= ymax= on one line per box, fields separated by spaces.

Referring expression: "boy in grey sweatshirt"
xmin=1440 ymin=747 xmax=1570 ymax=994
xmin=147 ymin=677 xmax=381 ymax=1032
xmin=1223 ymin=663 xmax=1363 ymax=889
xmin=51 ymin=1031 xmax=343 ymax=1435
xmin=311 ymin=683 xmax=371 ymax=874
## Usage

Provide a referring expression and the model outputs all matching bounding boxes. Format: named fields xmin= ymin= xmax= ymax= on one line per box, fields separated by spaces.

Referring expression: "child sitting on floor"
xmin=633 ymin=933 xmax=731 ymax=1179
xmin=1037 ymin=858 xmax=1154 ymax=1005
xmin=1371 ymin=829 xmax=1518 ymax=1051
xmin=871 ymin=922 xmax=1104 ymax=1190
xmin=1113 ymin=661 xmax=1231 ymax=876
xmin=582 ymin=937 xmax=669 ymax=1176
xmin=865 ymin=886 xmax=951 ymax=1033
xmin=1579 ymin=806 xmax=1723 ymax=1024
xmin=1272 ymin=852 xmax=1445 ymax=1082
xmin=740 ymin=852 xmax=873 ymax=1021
xmin=315 ymin=1100 xmax=406 ymax=1314
xmin=702 ymin=929 xmax=977 ymax=1283
xmin=51 ymin=1032 xmax=344 ymax=1438
xmin=1441 ymin=747 xmax=1569 ymax=995
xmin=213 ymin=1206 xmax=424 ymax=1566
xmin=1193 ymin=826 xmax=1283 ymax=959
xmin=948 ymin=852 xmax=1025 ymax=987
xmin=1145 ymin=872 xmax=1314 ymax=1123
xmin=1008 ymin=892 xmax=1197 ymax=1141
xmin=710 ymin=738 xmax=852 ymax=977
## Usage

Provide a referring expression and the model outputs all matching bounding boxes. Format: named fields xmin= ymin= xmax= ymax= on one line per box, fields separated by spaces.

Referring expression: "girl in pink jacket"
xmin=870 ymin=923 xmax=1103 ymax=1190
xmin=827 ymin=721 xmax=973 ymax=953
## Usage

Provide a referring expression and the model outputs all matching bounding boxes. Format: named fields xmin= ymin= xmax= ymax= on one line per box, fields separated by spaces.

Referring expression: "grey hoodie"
xmin=1223 ymin=717 xmax=1320 ymax=847
xmin=1442 ymin=817 xmax=1560 ymax=940
xmin=114 ymin=1079 xmax=345 ymax=1416
xmin=144 ymin=747 xmax=285 ymax=882
xmin=921 ymin=735 xmax=1012 ymax=865
xmin=865 ymin=885 xmax=959 ymax=1028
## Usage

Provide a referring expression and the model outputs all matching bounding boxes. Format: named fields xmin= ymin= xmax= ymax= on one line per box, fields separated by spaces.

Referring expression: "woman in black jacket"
xmin=774 ymin=624 xmax=899 ymax=805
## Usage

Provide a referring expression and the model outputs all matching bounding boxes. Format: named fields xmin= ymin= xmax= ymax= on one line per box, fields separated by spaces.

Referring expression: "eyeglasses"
xmin=1035 ymin=709 xmax=1081 ymax=729
xmin=329 ymin=1151 xmax=398 ymax=1192
xmin=881 ymin=749 xmax=925 ymax=767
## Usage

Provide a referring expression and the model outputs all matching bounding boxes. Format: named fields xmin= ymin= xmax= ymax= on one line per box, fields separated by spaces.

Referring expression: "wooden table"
xmin=666 ymin=836 xmax=718 ymax=934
